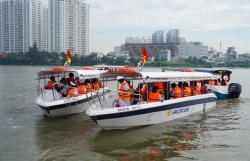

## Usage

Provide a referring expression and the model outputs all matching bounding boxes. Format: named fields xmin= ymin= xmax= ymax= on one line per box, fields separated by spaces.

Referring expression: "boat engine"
xmin=228 ymin=83 xmax=242 ymax=98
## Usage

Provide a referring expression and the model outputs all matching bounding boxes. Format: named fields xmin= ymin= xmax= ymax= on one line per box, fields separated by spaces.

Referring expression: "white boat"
xmin=35 ymin=68 xmax=109 ymax=118
xmin=86 ymin=69 xmax=217 ymax=130
xmin=165 ymin=68 xmax=242 ymax=99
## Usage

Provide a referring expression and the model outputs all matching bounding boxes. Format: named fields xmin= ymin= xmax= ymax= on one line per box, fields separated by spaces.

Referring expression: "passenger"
xmin=183 ymin=82 xmax=191 ymax=97
xmin=66 ymin=73 xmax=75 ymax=85
xmin=78 ymin=80 xmax=87 ymax=94
xmin=201 ymin=81 xmax=208 ymax=94
xmin=178 ymin=82 xmax=184 ymax=97
xmin=154 ymin=82 xmax=164 ymax=98
xmin=141 ymin=83 xmax=151 ymax=101
xmin=189 ymin=81 xmax=196 ymax=96
xmin=126 ymin=80 xmax=135 ymax=105
xmin=58 ymin=77 xmax=68 ymax=97
xmin=117 ymin=76 xmax=131 ymax=107
xmin=162 ymin=82 xmax=169 ymax=100
xmin=194 ymin=81 xmax=201 ymax=95
xmin=148 ymin=86 xmax=163 ymax=102
xmin=75 ymin=77 xmax=80 ymax=86
xmin=133 ymin=83 xmax=144 ymax=104
xmin=45 ymin=76 xmax=57 ymax=90
xmin=217 ymin=79 xmax=221 ymax=86
xmin=97 ymin=78 xmax=103 ymax=88
xmin=67 ymin=82 xmax=78 ymax=97
xmin=209 ymin=79 xmax=215 ymax=85
xmin=169 ymin=83 xmax=181 ymax=99
xmin=85 ymin=79 xmax=93 ymax=92
xmin=221 ymin=80 xmax=229 ymax=86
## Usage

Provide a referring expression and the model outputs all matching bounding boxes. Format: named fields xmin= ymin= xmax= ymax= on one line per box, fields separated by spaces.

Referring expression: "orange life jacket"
xmin=217 ymin=82 xmax=221 ymax=86
xmin=148 ymin=92 xmax=160 ymax=102
xmin=118 ymin=82 xmax=130 ymax=101
xmin=46 ymin=80 xmax=56 ymax=89
xmin=94 ymin=82 xmax=100 ymax=90
xmin=78 ymin=85 xmax=86 ymax=94
xmin=174 ymin=87 xmax=182 ymax=98
xmin=68 ymin=88 xmax=76 ymax=96
xmin=183 ymin=87 xmax=191 ymax=97
xmin=201 ymin=85 xmax=208 ymax=94
xmin=194 ymin=86 xmax=201 ymax=95
xmin=98 ymin=81 xmax=102 ymax=88
xmin=209 ymin=80 xmax=214 ymax=85
xmin=86 ymin=83 xmax=93 ymax=92
xmin=189 ymin=86 xmax=196 ymax=96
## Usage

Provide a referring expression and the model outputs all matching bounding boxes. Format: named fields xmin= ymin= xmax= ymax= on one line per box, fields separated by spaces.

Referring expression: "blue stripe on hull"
xmin=214 ymin=92 xmax=228 ymax=99
xmin=96 ymin=97 xmax=216 ymax=121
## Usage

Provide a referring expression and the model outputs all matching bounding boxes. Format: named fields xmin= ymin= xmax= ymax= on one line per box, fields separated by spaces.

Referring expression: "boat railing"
xmin=86 ymin=88 xmax=144 ymax=110
xmin=37 ymin=84 xmax=45 ymax=100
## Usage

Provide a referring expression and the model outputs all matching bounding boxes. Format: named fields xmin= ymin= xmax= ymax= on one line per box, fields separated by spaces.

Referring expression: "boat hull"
xmin=35 ymin=88 xmax=109 ymax=118
xmin=87 ymin=94 xmax=217 ymax=130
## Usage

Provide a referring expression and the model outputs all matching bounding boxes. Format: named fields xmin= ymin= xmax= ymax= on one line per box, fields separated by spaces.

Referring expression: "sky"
xmin=42 ymin=0 xmax=250 ymax=54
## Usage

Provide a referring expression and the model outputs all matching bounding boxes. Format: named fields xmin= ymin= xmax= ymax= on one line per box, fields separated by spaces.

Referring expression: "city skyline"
xmin=43 ymin=0 xmax=249 ymax=54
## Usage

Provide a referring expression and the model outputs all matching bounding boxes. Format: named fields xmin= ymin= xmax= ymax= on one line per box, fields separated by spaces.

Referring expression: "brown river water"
xmin=0 ymin=66 xmax=249 ymax=161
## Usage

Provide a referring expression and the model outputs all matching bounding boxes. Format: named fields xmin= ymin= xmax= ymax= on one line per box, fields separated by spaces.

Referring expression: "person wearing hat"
xmin=117 ymin=76 xmax=131 ymax=106
xmin=45 ymin=76 xmax=57 ymax=90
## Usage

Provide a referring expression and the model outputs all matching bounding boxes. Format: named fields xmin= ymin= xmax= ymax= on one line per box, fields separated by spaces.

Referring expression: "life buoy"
xmin=222 ymin=72 xmax=230 ymax=82
xmin=52 ymin=67 xmax=68 ymax=71
xmin=83 ymin=67 xmax=94 ymax=70
xmin=180 ymin=69 xmax=194 ymax=72
xmin=117 ymin=68 xmax=137 ymax=72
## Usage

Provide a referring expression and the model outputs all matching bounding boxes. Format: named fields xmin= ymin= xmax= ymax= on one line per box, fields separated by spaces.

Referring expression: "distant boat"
xmin=165 ymin=68 xmax=242 ymax=99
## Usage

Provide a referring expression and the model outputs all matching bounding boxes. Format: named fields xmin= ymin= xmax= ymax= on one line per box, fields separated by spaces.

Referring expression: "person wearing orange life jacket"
xmin=154 ymin=82 xmax=164 ymax=98
xmin=117 ymin=76 xmax=131 ymax=107
xmin=169 ymin=83 xmax=181 ymax=99
xmin=96 ymin=78 xmax=103 ymax=88
xmin=216 ymin=79 xmax=221 ymax=86
xmin=78 ymin=80 xmax=87 ymax=94
xmin=183 ymin=82 xmax=191 ymax=97
xmin=148 ymin=86 xmax=163 ymax=102
xmin=67 ymin=82 xmax=78 ymax=97
xmin=208 ymin=79 xmax=215 ymax=85
xmin=200 ymin=81 xmax=208 ymax=94
xmin=194 ymin=81 xmax=201 ymax=95
xmin=84 ymin=79 xmax=93 ymax=92
xmin=45 ymin=76 xmax=57 ymax=90
xmin=178 ymin=82 xmax=184 ymax=97
xmin=125 ymin=80 xmax=135 ymax=105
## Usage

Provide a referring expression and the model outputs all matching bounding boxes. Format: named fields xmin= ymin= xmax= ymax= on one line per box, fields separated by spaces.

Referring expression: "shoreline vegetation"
xmin=1 ymin=43 xmax=250 ymax=68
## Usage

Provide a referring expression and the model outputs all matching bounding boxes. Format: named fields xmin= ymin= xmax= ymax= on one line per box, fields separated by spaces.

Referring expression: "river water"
xmin=0 ymin=66 xmax=249 ymax=161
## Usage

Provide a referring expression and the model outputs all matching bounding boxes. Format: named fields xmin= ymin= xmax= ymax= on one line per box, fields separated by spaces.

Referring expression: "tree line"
xmin=0 ymin=42 xmax=225 ymax=67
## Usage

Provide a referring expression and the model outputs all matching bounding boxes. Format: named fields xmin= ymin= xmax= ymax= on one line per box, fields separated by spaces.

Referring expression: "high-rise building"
xmin=152 ymin=31 xmax=164 ymax=43
xmin=166 ymin=29 xmax=179 ymax=44
xmin=0 ymin=0 xmax=47 ymax=53
xmin=49 ymin=0 xmax=89 ymax=55
xmin=41 ymin=5 xmax=48 ymax=52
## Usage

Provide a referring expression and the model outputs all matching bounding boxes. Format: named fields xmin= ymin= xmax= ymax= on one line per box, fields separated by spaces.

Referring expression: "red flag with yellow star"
xmin=141 ymin=46 xmax=149 ymax=64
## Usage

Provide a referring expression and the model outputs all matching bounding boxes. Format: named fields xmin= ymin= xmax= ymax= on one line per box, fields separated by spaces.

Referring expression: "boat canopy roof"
xmin=37 ymin=69 xmax=105 ymax=80
xmin=168 ymin=68 xmax=232 ymax=75
xmin=100 ymin=71 xmax=215 ymax=82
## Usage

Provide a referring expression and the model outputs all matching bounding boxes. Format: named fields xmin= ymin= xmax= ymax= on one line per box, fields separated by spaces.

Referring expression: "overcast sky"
xmin=42 ymin=0 xmax=250 ymax=54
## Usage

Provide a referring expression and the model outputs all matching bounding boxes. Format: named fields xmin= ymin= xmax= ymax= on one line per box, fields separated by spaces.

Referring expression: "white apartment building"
xmin=159 ymin=49 xmax=171 ymax=61
xmin=166 ymin=29 xmax=179 ymax=44
xmin=0 ymin=0 xmax=47 ymax=53
xmin=49 ymin=0 xmax=89 ymax=55
xmin=152 ymin=31 xmax=164 ymax=43
xmin=179 ymin=42 xmax=209 ymax=58
xmin=41 ymin=5 xmax=48 ymax=51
